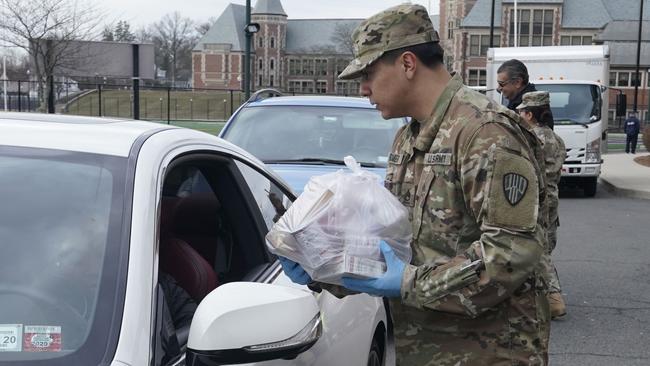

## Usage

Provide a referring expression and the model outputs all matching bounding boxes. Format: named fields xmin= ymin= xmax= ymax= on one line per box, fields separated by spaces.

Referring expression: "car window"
xmin=234 ymin=160 xmax=292 ymax=230
xmin=154 ymin=156 xmax=278 ymax=365
xmin=0 ymin=147 xmax=127 ymax=365
xmin=223 ymin=105 xmax=404 ymax=167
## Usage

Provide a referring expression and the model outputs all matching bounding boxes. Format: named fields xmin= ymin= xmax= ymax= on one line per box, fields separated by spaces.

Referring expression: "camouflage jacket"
xmin=387 ymin=75 xmax=549 ymax=365
xmin=533 ymin=126 xmax=566 ymax=229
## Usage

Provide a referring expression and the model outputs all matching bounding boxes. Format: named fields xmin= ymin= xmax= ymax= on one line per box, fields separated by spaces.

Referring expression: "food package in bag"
xmin=266 ymin=156 xmax=412 ymax=286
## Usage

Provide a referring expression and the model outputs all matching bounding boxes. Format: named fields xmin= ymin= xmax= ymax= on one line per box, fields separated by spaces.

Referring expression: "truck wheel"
xmin=583 ymin=177 xmax=598 ymax=197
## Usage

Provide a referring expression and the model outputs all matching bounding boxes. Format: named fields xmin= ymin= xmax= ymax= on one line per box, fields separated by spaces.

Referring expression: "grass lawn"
xmin=63 ymin=89 xmax=245 ymax=122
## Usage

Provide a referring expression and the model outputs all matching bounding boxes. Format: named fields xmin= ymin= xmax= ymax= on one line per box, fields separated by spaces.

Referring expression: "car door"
xmin=150 ymin=150 xmax=281 ymax=366
xmin=232 ymin=160 xmax=389 ymax=366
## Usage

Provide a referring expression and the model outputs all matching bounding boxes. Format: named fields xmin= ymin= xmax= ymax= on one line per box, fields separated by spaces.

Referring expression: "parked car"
xmin=220 ymin=91 xmax=407 ymax=193
xmin=0 ymin=112 xmax=388 ymax=366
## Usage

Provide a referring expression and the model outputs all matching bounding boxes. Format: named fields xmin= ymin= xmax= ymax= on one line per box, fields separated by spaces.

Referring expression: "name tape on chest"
xmin=388 ymin=153 xmax=405 ymax=165
xmin=424 ymin=153 xmax=452 ymax=166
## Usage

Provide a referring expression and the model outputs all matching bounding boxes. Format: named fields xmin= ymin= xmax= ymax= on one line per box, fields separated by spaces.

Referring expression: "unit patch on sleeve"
xmin=503 ymin=173 xmax=528 ymax=206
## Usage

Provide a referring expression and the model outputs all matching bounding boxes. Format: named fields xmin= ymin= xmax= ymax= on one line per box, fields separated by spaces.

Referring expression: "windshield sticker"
xmin=23 ymin=326 xmax=61 ymax=352
xmin=0 ymin=324 xmax=23 ymax=352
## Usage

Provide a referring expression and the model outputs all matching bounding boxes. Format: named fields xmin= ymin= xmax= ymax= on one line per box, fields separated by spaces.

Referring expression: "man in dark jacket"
xmin=497 ymin=59 xmax=537 ymax=111
xmin=624 ymin=111 xmax=641 ymax=154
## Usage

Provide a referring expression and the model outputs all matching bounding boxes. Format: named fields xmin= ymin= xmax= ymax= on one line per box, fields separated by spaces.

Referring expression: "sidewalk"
xmin=600 ymin=153 xmax=650 ymax=199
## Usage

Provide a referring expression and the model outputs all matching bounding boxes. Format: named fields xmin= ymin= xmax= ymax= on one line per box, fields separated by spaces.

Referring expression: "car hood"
xmin=268 ymin=163 xmax=386 ymax=194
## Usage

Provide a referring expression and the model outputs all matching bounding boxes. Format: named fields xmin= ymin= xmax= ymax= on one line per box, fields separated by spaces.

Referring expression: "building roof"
xmin=606 ymin=41 xmax=650 ymax=67
xmin=252 ymin=0 xmax=287 ymax=16
xmin=462 ymin=0 xmax=502 ymax=28
xmin=596 ymin=21 xmax=650 ymax=41
xmin=193 ymin=3 xmax=246 ymax=52
xmin=286 ymin=19 xmax=362 ymax=54
xmin=602 ymin=0 xmax=650 ymax=21
xmin=561 ymin=0 xmax=611 ymax=29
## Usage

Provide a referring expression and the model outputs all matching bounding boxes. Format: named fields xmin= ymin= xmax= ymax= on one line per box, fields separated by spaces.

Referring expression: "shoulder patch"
xmin=503 ymin=173 xmax=528 ymax=205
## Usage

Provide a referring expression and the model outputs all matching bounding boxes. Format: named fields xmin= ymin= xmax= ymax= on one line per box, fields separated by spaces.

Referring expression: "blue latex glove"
xmin=341 ymin=241 xmax=406 ymax=298
xmin=278 ymin=257 xmax=312 ymax=285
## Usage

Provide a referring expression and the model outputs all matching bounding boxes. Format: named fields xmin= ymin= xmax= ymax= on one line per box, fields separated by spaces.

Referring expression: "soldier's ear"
xmin=400 ymin=51 xmax=417 ymax=80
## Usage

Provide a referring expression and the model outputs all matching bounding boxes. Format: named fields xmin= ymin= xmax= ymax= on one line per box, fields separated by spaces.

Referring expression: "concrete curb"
xmin=599 ymin=177 xmax=650 ymax=200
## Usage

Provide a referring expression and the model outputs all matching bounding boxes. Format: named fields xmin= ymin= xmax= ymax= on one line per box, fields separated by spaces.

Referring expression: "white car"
xmin=0 ymin=113 xmax=390 ymax=366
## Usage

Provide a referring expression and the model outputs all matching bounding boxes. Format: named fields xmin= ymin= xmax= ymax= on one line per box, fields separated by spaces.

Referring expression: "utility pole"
xmin=633 ymin=0 xmax=645 ymax=113
xmin=514 ymin=0 xmax=518 ymax=47
xmin=489 ymin=0 xmax=496 ymax=48
xmin=2 ymin=56 xmax=7 ymax=111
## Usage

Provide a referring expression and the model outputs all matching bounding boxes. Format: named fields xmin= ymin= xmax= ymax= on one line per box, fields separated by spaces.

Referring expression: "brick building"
xmin=440 ymin=0 xmax=650 ymax=120
xmin=192 ymin=0 xmax=439 ymax=96
xmin=191 ymin=0 xmax=363 ymax=95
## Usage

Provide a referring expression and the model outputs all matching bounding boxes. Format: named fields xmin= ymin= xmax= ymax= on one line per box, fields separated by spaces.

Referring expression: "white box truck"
xmin=486 ymin=45 xmax=610 ymax=197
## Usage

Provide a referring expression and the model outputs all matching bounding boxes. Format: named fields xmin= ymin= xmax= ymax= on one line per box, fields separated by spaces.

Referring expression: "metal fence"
xmin=0 ymin=79 xmax=247 ymax=124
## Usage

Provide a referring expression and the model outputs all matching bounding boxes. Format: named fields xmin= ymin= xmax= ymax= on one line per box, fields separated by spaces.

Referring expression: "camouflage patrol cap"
xmin=517 ymin=91 xmax=550 ymax=109
xmin=338 ymin=4 xmax=440 ymax=80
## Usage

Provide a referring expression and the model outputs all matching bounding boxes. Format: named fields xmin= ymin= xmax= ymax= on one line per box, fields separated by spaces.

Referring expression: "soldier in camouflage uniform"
xmin=333 ymin=4 xmax=550 ymax=365
xmin=517 ymin=91 xmax=567 ymax=319
xmin=278 ymin=4 xmax=551 ymax=364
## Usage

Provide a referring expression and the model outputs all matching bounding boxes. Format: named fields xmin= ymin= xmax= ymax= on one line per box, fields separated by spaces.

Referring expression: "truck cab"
xmin=486 ymin=45 xmax=610 ymax=197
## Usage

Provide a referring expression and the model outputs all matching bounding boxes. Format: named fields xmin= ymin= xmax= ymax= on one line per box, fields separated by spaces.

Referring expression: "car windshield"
xmin=0 ymin=147 xmax=127 ymax=365
xmin=222 ymin=105 xmax=405 ymax=167
xmin=535 ymin=83 xmax=602 ymax=124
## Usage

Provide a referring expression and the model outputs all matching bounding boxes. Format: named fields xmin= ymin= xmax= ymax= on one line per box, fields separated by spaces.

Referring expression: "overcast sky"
xmin=107 ymin=0 xmax=440 ymax=28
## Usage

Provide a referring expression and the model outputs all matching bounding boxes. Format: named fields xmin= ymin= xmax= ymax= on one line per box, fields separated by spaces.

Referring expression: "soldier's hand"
xmin=278 ymin=257 xmax=312 ymax=285
xmin=341 ymin=241 xmax=405 ymax=298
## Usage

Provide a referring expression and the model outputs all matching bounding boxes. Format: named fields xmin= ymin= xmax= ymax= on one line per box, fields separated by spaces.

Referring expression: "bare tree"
xmin=196 ymin=17 xmax=217 ymax=36
xmin=330 ymin=22 xmax=356 ymax=55
xmin=150 ymin=12 xmax=196 ymax=84
xmin=0 ymin=0 xmax=103 ymax=110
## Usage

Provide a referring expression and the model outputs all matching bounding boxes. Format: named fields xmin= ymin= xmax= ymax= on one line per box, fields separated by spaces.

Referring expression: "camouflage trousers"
xmin=391 ymin=285 xmax=550 ymax=366
xmin=542 ymin=222 xmax=562 ymax=293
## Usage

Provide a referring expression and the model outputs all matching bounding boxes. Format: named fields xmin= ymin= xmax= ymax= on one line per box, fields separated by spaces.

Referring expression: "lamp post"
xmin=243 ymin=0 xmax=260 ymax=100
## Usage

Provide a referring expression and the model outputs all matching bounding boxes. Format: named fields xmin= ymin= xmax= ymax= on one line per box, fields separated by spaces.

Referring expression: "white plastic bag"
xmin=266 ymin=156 xmax=412 ymax=285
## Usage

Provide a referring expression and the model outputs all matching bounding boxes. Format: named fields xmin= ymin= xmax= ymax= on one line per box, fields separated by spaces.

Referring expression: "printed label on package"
xmin=0 ymin=324 xmax=23 ymax=352
xmin=23 ymin=326 xmax=61 ymax=352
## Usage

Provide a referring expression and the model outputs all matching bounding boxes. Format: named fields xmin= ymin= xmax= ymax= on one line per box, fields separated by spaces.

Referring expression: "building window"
xmin=258 ymin=75 xmax=262 ymax=86
xmin=258 ymin=37 xmax=263 ymax=48
xmin=510 ymin=9 xmax=553 ymax=47
xmin=560 ymin=35 xmax=593 ymax=45
xmin=335 ymin=58 xmax=350 ymax=75
xmin=316 ymin=81 xmax=327 ymax=94
xmin=469 ymin=35 xmax=501 ymax=57
xmin=610 ymin=71 xmax=641 ymax=87
xmin=302 ymin=59 xmax=314 ymax=76
xmin=270 ymin=75 xmax=274 ymax=87
xmin=467 ymin=69 xmax=487 ymax=86
xmin=335 ymin=81 xmax=360 ymax=96
xmin=447 ymin=21 xmax=453 ymax=39
xmin=270 ymin=59 xmax=274 ymax=70
xmin=288 ymin=80 xmax=314 ymax=94
xmin=270 ymin=37 xmax=275 ymax=48
xmin=258 ymin=58 xmax=263 ymax=70
xmin=289 ymin=59 xmax=301 ymax=75
xmin=315 ymin=59 xmax=328 ymax=76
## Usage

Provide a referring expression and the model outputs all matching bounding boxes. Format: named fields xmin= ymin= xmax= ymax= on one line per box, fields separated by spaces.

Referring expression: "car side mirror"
xmin=185 ymin=282 xmax=321 ymax=366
